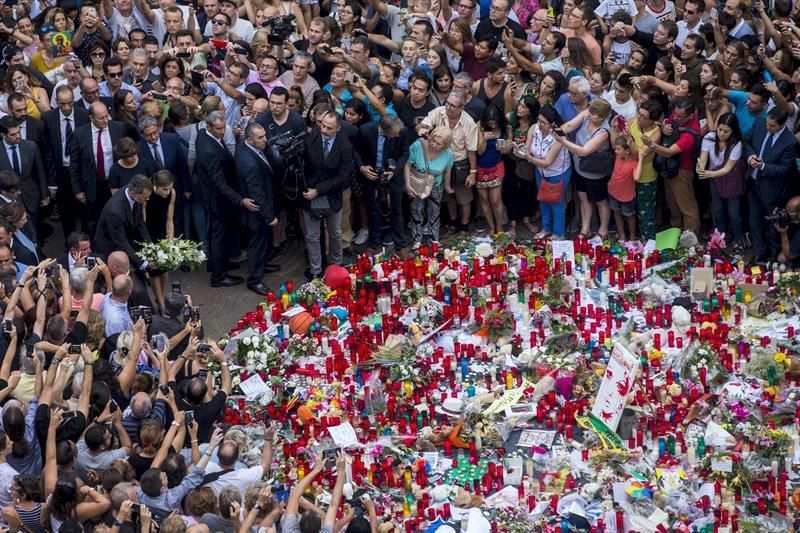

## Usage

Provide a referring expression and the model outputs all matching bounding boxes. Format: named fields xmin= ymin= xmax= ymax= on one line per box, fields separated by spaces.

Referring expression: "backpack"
xmin=653 ymin=126 xmax=701 ymax=180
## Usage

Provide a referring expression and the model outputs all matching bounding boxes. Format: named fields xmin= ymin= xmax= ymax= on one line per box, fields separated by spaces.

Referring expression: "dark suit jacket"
xmin=42 ymin=107 xmax=90 ymax=182
xmin=234 ymin=141 xmax=276 ymax=229
xmin=0 ymin=140 xmax=47 ymax=215
xmin=75 ymin=97 xmax=113 ymax=110
xmin=11 ymin=233 xmax=38 ymax=266
xmin=23 ymin=117 xmax=45 ymax=147
xmin=137 ymin=133 xmax=191 ymax=195
xmin=194 ymin=130 xmax=242 ymax=213
xmin=746 ymin=122 xmax=798 ymax=206
xmin=302 ymin=129 xmax=354 ymax=212
xmin=354 ymin=123 xmax=410 ymax=185
xmin=94 ymin=188 xmax=151 ymax=268
xmin=70 ymin=121 xmax=126 ymax=203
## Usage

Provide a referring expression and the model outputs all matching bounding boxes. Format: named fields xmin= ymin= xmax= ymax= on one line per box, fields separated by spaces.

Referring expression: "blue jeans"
xmin=710 ymin=181 xmax=743 ymax=243
xmin=536 ymin=168 xmax=571 ymax=236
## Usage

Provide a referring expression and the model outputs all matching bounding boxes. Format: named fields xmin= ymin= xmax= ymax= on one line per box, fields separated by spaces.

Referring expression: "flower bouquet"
xmin=138 ymin=238 xmax=206 ymax=271
xmin=237 ymin=331 xmax=283 ymax=374
xmin=471 ymin=309 xmax=514 ymax=343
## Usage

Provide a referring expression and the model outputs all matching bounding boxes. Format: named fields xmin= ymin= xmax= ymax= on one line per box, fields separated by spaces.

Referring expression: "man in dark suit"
xmin=93 ymin=175 xmax=152 ymax=271
xmin=195 ymin=111 xmax=260 ymax=287
xmin=0 ymin=116 xmax=47 ymax=225
xmin=42 ymin=86 xmax=90 ymax=241
xmin=137 ymin=115 xmax=190 ymax=199
xmin=302 ymin=110 xmax=354 ymax=280
xmin=355 ymin=115 xmax=409 ymax=254
xmin=235 ymin=123 xmax=279 ymax=295
xmin=7 ymin=93 xmax=46 ymax=147
xmin=55 ymin=231 xmax=103 ymax=273
xmin=746 ymin=107 xmax=798 ymax=262
xmin=74 ymin=77 xmax=113 ymax=111
xmin=70 ymin=101 xmax=126 ymax=237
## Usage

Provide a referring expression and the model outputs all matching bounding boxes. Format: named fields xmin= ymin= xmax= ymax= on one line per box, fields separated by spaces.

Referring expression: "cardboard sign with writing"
xmin=591 ymin=343 xmax=640 ymax=431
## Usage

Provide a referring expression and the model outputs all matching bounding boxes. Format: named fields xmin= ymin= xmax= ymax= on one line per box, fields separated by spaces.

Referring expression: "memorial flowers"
xmin=138 ymin=238 xmax=206 ymax=270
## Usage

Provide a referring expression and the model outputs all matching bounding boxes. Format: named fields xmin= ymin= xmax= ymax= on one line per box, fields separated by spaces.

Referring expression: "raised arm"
xmin=153 ymin=411 xmax=185 ymax=469
xmin=324 ymin=453 xmax=347 ymax=528
xmin=285 ymin=458 xmax=324 ymax=516
xmin=118 ymin=318 xmax=146 ymax=397
xmin=77 ymin=345 xmax=94 ymax=416
xmin=211 ymin=342 xmax=232 ymax=395
xmin=44 ymin=406 xmax=62 ymax=499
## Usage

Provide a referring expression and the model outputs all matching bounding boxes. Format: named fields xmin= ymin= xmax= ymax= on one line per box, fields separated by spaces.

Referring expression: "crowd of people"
xmin=0 ymin=0 xmax=795 ymax=531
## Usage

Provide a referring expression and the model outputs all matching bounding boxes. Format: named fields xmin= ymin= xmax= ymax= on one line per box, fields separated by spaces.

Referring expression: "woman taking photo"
xmin=553 ymin=98 xmax=613 ymax=239
xmin=505 ymin=96 xmax=540 ymax=236
xmin=405 ymin=126 xmax=454 ymax=249
xmin=2 ymin=65 xmax=50 ymax=118
xmin=475 ymin=105 xmax=507 ymax=235
xmin=525 ymin=105 xmax=571 ymax=239
xmin=696 ymin=112 xmax=746 ymax=251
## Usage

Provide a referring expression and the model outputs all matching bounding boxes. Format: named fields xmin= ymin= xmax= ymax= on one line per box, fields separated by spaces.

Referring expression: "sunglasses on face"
xmin=107 ymin=71 xmax=123 ymax=78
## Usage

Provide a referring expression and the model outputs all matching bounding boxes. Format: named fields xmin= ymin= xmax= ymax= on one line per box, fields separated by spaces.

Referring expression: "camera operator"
xmin=355 ymin=115 xmax=408 ymax=254
xmin=773 ymin=197 xmax=800 ymax=264
xmin=257 ymin=87 xmax=305 ymax=258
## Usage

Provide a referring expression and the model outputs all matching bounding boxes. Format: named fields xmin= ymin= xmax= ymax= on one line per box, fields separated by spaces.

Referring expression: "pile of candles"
xmin=218 ymin=236 xmax=800 ymax=532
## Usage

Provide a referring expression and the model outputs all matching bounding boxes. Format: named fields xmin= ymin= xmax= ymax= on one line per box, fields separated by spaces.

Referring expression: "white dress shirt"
xmin=91 ymin=124 xmax=113 ymax=178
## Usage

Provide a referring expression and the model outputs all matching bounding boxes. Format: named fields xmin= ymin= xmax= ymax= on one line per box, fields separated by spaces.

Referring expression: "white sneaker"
xmin=354 ymin=229 xmax=369 ymax=245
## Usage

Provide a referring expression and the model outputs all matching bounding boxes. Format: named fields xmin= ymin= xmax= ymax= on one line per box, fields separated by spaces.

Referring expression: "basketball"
xmin=289 ymin=311 xmax=314 ymax=336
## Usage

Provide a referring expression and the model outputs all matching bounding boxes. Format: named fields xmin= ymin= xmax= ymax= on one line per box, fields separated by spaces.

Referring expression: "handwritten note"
xmin=238 ymin=373 xmax=270 ymax=400
xmin=328 ymin=422 xmax=360 ymax=448
xmin=551 ymin=240 xmax=575 ymax=267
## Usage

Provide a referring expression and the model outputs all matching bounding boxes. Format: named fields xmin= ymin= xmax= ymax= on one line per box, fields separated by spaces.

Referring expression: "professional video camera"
xmin=269 ymin=129 xmax=307 ymax=161
xmin=766 ymin=208 xmax=793 ymax=227
xmin=263 ymin=14 xmax=296 ymax=45
xmin=269 ymin=130 xmax=307 ymax=201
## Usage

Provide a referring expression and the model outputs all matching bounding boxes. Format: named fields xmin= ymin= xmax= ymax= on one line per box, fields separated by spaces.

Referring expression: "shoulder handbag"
xmin=408 ymin=158 xmax=434 ymax=199
xmin=537 ymin=173 xmax=564 ymax=203
xmin=452 ymin=159 xmax=471 ymax=187
xmin=310 ymin=196 xmax=331 ymax=219
xmin=515 ymin=155 xmax=535 ymax=182
xmin=712 ymin=156 xmax=746 ymax=199
xmin=578 ymin=127 xmax=614 ymax=176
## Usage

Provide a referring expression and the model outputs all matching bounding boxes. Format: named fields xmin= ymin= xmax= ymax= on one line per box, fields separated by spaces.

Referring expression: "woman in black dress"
xmin=145 ymin=170 xmax=176 ymax=315
xmin=108 ymin=138 xmax=158 ymax=194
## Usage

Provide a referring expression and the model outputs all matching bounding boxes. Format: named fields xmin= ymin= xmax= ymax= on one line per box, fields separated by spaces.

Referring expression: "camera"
xmin=766 ymin=208 xmax=792 ymax=227
xmin=86 ymin=256 xmax=97 ymax=269
xmin=263 ymin=14 xmax=296 ymax=45
xmin=68 ymin=344 xmax=81 ymax=355
xmin=269 ymin=129 xmax=307 ymax=161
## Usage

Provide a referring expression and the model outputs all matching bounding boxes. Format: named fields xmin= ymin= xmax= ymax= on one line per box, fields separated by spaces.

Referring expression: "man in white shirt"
xmin=205 ymin=0 xmax=254 ymax=41
xmin=151 ymin=0 xmax=202 ymax=44
xmin=50 ymin=58 xmax=82 ymax=108
xmin=204 ymin=425 xmax=275 ymax=495
xmin=675 ymin=0 xmax=704 ymax=47
xmin=204 ymin=62 xmax=247 ymax=125
xmin=102 ymin=0 xmax=154 ymax=39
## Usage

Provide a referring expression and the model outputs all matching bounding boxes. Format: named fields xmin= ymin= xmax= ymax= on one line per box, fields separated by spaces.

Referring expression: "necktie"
xmin=9 ymin=146 xmax=20 ymax=176
xmin=756 ymin=132 xmax=774 ymax=179
xmin=151 ymin=143 xmax=163 ymax=168
xmin=96 ymin=128 xmax=105 ymax=180
xmin=376 ymin=133 xmax=385 ymax=170
xmin=323 ymin=139 xmax=331 ymax=158
xmin=64 ymin=117 xmax=73 ymax=159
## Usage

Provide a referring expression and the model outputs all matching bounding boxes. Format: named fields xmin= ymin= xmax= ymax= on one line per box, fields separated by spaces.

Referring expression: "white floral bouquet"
xmin=138 ymin=238 xmax=206 ymax=271
xmin=238 ymin=332 xmax=283 ymax=373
